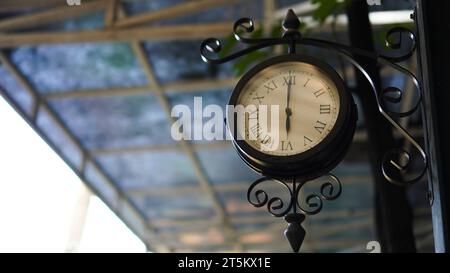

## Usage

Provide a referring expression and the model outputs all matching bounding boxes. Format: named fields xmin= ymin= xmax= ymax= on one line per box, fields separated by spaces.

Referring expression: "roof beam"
xmin=0 ymin=21 xmax=232 ymax=48
xmin=168 ymin=219 xmax=372 ymax=248
xmin=152 ymin=208 xmax=373 ymax=229
xmin=0 ymin=0 xmax=108 ymax=32
xmin=174 ymin=238 xmax=367 ymax=252
xmin=115 ymin=0 xmax=240 ymax=28
xmin=272 ymin=1 xmax=317 ymax=19
xmin=118 ymin=4 xmax=241 ymax=250
xmin=43 ymin=77 xmax=238 ymax=100
xmin=0 ymin=9 xmax=412 ymax=48
xmin=241 ymin=217 xmax=373 ymax=241
xmin=104 ymin=0 xmax=118 ymax=28
xmin=147 ymin=200 xmax=430 ymax=232
xmin=86 ymin=126 xmax=423 ymax=156
xmin=127 ymin=175 xmax=371 ymax=198
xmin=91 ymin=141 xmax=230 ymax=156
xmin=45 ymin=86 xmax=150 ymax=100
xmin=131 ymin=40 xmax=243 ymax=250
xmin=0 ymin=0 xmax=64 ymax=13
xmin=43 ymin=67 xmax=408 ymax=101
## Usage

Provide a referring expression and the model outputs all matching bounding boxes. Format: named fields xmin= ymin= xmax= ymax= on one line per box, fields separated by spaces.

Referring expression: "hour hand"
xmin=285 ymin=107 xmax=292 ymax=134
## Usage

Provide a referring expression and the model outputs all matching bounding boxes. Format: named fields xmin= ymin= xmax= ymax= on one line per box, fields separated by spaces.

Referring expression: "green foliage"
xmin=311 ymin=0 xmax=340 ymax=23
xmin=222 ymin=20 xmax=307 ymax=76
xmin=223 ymin=0 xmax=401 ymax=76
xmin=223 ymin=0 xmax=347 ymax=76
xmin=221 ymin=24 xmax=273 ymax=76
xmin=311 ymin=0 xmax=357 ymax=24
xmin=86 ymin=43 xmax=136 ymax=70
xmin=233 ymin=50 xmax=271 ymax=76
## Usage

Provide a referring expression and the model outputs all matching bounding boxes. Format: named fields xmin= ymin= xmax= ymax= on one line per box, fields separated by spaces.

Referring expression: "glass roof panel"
xmin=144 ymin=192 xmax=215 ymax=219
xmin=48 ymin=94 xmax=172 ymax=150
xmin=219 ymin=190 xmax=274 ymax=220
xmin=0 ymin=65 xmax=34 ymax=117
xmin=124 ymin=0 xmax=263 ymax=24
xmin=84 ymin=161 xmax=121 ymax=210
xmin=160 ymin=1 xmax=264 ymax=25
xmin=123 ymin=0 xmax=184 ymax=15
xmin=38 ymin=13 xmax=105 ymax=32
xmin=95 ymin=151 xmax=199 ymax=189
xmin=143 ymin=40 xmax=233 ymax=84
xmin=196 ymin=146 xmax=261 ymax=185
xmin=36 ymin=107 xmax=83 ymax=169
xmin=11 ymin=43 xmax=148 ymax=93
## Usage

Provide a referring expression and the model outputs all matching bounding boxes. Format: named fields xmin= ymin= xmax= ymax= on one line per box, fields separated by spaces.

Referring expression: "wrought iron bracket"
xmin=247 ymin=174 xmax=342 ymax=252
xmin=200 ymin=9 xmax=428 ymax=252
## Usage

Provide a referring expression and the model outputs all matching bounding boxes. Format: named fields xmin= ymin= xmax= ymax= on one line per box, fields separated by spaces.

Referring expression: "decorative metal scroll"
xmin=200 ymin=9 xmax=427 ymax=252
xmin=247 ymin=174 xmax=342 ymax=217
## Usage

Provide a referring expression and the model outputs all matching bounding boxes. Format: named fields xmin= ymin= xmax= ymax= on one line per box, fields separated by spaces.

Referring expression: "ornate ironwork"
xmin=246 ymin=174 xmax=342 ymax=252
xmin=247 ymin=174 xmax=342 ymax=217
xmin=200 ymin=9 xmax=427 ymax=252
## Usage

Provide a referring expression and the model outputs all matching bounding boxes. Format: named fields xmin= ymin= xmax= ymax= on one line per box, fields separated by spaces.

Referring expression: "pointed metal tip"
xmin=286 ymin=9 xmax=297 ymax=19
xmin=284 ymin=213 xmax=306 ymax=253
xmin=284 ymin=224 xmax=305 ymax=253
xmin=283 ymin=9 xmax=300 ymax=30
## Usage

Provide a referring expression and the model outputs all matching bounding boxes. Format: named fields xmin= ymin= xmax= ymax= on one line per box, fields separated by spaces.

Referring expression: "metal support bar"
xmin=0 ymin=22 xmax=234 ymax=48
xmin=117 ymin=5 xmax=242 ymax=251
xmin=0 ymin=0 xmax=64 ymax=13
xmin=114 ymin=0 xmax=241 ymax=28
xmin=43 ymin=77 xmax=239 ymax=100
xmin=87 ymin=126 xmax=423 ymax=156
xmin=416 ymin=0 xmax=450 ymax=252
xmin=0 ymin=0 xmax=108 ymax=32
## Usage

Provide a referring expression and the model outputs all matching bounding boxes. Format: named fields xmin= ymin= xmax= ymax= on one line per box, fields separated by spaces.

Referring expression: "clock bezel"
xmin=227 ymin=54 xmax=356 ymax=179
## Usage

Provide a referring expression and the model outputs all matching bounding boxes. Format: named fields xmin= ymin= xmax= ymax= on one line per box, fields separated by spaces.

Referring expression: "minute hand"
xmin=285 ymin=80 xmax=292 ymax=135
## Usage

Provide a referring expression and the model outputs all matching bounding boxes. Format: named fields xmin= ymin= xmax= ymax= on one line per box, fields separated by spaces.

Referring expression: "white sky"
xmin=0 ymin=95 xmax=146 ymax=253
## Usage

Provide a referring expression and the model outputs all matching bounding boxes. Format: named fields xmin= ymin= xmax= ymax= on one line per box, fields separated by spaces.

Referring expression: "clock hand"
xmin=285 ymin=107 xmax=292 ymax=135
xmin=285 ymin=78 xmax=292 ymax=135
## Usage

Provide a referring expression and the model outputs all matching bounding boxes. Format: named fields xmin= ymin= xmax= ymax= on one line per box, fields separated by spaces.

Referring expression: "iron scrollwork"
xmin=247 ymin=174 xmax=342 ymax=217
xmin=246 ymin=174 xmax=342 ymax=252
xmin=200 ymin=9 xmax=428 ymax=252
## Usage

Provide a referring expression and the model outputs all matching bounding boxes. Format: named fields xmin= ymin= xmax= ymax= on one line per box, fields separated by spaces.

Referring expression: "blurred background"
xmin=0 ymin=0 xmax=432 ymax=252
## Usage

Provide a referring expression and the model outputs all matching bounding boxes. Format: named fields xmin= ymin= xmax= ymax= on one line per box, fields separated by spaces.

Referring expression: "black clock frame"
xmin=228 ymin=54 xmax=357 ymax=180
xmin=200 ymin=9 xmax=427 ymax=253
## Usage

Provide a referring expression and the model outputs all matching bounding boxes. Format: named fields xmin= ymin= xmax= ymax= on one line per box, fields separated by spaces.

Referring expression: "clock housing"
xmin=227 ymin=54 xmax=358 ymax=180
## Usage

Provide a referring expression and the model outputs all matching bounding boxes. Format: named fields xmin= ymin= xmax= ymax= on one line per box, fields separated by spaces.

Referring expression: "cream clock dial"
xmin=227 ymin=54 xmax=357 ymax=179
xmin=236 ymin=62 xmax=340 ymax=156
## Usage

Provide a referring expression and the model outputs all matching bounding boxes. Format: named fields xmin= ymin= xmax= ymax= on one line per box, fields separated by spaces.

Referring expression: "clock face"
xmin=235 ymin=61 xmax=340 ymax=156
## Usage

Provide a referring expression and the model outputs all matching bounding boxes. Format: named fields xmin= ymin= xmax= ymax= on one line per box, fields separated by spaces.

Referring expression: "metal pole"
xmin=416 ymin=0 xmax=450 ymax=252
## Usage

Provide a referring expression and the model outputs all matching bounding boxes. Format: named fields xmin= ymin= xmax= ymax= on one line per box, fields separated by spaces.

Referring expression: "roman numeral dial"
xmin=236 ymin=61 xmax=340 ymax=156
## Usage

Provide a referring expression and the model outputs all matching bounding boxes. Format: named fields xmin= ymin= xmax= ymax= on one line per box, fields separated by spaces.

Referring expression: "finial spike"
xmin=284 ymin=213 xmax=306 ymax=253
xmin=282 ymin=9 xmax=301 ymax=30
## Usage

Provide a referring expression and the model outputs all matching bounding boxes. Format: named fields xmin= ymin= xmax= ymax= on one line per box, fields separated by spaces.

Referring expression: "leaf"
xmin=233 ymin=50 xmax=271 ymax=76
xmin=219 ymin=33 xmax=237 ymax=58
xmin=311 ymin=0 xmax=339 ymax=23
xmin=220 ymin=23 xmax=264 ymax=59
xmin=228 ymin=7 xmax=314 ymax=75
